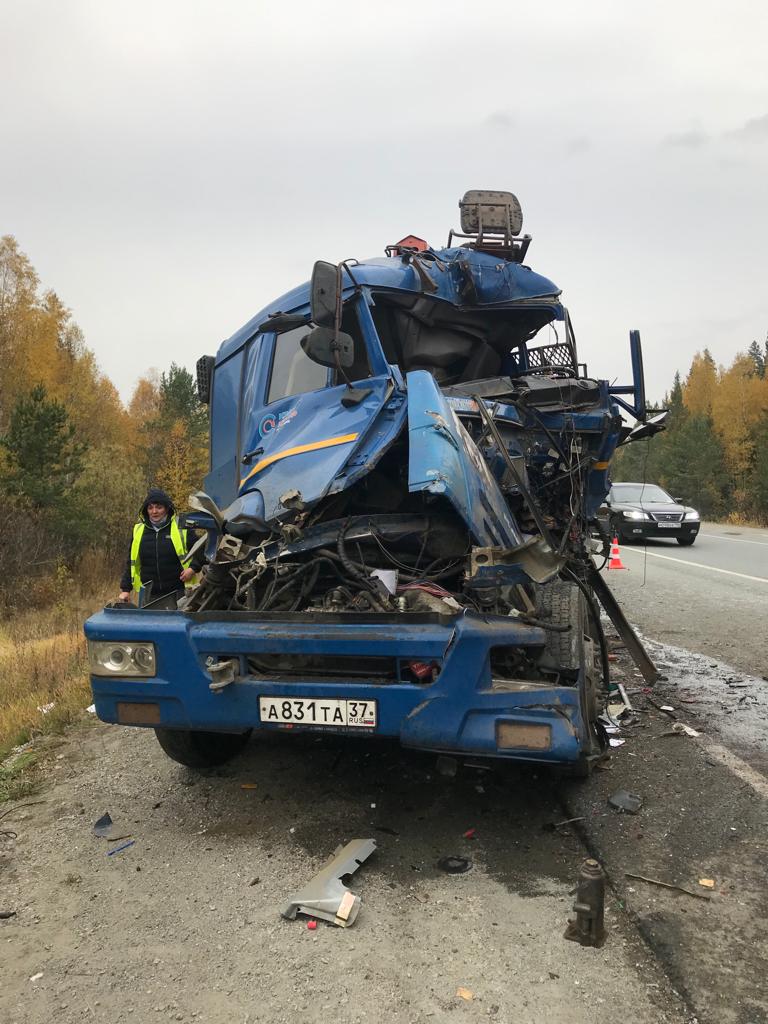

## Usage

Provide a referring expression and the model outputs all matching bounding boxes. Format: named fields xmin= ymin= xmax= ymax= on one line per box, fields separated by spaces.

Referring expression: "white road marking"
xmin=619 ymin=546 xmax=768 ymax=583
xmin=699 ymin=532 xmax=768 ymax=545
xmin=699 ymin=742 xmax=768 ymax=802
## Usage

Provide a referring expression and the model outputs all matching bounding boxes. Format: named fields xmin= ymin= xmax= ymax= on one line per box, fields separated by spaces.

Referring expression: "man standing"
xmin=118 ymin=488 xmax=202 ymax=603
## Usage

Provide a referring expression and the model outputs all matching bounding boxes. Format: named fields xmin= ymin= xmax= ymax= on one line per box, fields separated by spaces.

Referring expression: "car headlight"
xmin=684 ymin=510 xmax=700 ymax=521
xmin=88 ymin=641 xmax=156 ymax=677
xmin=622 ymin=509 xmax=649 ymax=521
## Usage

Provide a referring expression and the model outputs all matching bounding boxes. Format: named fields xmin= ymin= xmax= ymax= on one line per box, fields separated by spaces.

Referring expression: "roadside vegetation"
xmin=614 ymin=342 xmax=768 ymax=523
xmin=0 ymin=236 xmax=208 ymax=793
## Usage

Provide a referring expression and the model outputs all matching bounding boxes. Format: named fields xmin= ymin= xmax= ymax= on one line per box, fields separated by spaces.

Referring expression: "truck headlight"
xmin=623 ymin=509 xmax=649 ymax=521
xmin=88 ymin=641 xmax=156 ymax=677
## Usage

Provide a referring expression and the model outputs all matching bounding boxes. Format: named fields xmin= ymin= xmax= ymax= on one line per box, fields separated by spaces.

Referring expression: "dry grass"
xmin=0 ymin=564 xmax=115 ymax=775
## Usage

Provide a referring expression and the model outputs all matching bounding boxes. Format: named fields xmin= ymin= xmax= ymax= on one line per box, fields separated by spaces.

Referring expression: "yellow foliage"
xmin=710 ymin=354 xmax=768 ymax=484
xmin=154 ymin=418 xmax=207 ymax=510
xmin=683 ymin=351 xmax=718 ymax=417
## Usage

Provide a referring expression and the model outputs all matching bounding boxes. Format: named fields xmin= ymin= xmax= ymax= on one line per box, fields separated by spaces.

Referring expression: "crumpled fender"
xmin=406 ymin=370 xmax=523 ymax=548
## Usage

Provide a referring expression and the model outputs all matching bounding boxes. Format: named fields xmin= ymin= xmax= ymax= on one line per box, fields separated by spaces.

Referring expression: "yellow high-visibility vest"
xmin=129 ymin=517 xmax=196 ymax=592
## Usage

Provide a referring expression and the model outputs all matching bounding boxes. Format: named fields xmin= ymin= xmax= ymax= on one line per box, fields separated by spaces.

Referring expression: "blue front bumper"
xmin=84 ymin=608 xmax=591 ymax=766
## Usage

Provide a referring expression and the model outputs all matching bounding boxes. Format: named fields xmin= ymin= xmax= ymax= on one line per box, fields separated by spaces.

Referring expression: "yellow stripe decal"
xmin=593 ymin=461 xmax=610 ymax=470
xmin=240 ymin=432 xmax=360 ymax=487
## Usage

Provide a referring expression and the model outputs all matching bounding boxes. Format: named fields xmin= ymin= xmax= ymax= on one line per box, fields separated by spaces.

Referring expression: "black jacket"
xmin=120 ymin=490 xmax=202 ymax=595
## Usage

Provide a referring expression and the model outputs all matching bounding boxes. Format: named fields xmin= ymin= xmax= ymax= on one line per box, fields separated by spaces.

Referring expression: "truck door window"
xmin=267 ymin=325 xmax=329 ymax=404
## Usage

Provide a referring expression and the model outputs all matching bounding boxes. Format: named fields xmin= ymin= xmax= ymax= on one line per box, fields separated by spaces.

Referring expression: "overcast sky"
xmin=2 ymin=0 xmax=767 ymax=406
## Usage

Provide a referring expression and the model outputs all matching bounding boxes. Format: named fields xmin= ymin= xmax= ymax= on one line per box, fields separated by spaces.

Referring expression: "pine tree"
xmin=747 ymin=340 xmax=766 ymax=378
xmin=0 ymin=384 xmax=87 ymax=508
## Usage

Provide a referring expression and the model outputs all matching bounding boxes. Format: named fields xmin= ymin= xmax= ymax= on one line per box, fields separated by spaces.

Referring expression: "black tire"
xmin=677 ymin=536 xmax=696 ymax=546
xmin=537 ymin=579 xmax=605 ymax=777
xmin=154 ymin=727 xmax=252 ymax=769
xmin=537 ymin=580 xmax=584 ymax=676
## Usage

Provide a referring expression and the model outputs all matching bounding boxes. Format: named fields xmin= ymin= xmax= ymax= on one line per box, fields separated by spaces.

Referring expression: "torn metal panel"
xmin=281 ymin=838 xmax=377 ymax=928
xmin=406 ymin=370 xmax=523 ymax=549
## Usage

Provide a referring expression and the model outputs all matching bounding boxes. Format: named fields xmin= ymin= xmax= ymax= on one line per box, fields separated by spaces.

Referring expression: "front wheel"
xmin=154 ymin=727 xmax=252 ymax=769
xmin=677 ymin=536 xmax=696 ymax=546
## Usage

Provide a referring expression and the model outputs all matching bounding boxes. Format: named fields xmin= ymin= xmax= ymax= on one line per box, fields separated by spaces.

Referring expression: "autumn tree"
xmin=683 ymin=350 xmax=717 ymax=418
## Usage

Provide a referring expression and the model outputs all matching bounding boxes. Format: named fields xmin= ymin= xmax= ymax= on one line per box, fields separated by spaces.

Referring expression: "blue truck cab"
xmin=85 ymin=191 xmax=658 ymax=774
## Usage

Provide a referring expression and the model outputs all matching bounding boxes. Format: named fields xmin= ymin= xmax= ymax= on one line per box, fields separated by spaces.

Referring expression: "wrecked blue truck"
xmin=85 ymin=190 xmax=662 ymax=774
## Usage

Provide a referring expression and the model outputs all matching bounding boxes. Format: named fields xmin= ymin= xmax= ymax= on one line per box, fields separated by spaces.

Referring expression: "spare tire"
xmin=154 ymin=728 xmax=252 ymax=769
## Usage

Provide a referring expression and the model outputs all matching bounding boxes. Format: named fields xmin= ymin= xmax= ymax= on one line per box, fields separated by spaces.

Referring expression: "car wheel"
xmin=154 ymin=727 xmax=252 ymax=769
xmin=677 ymin=536 xmax=696 ymax=546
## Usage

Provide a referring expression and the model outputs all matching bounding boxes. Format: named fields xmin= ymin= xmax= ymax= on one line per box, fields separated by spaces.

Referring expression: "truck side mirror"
xmin=301 ymin=326 xmax=355 ymax=368
xmin=310 ymin=261 xmax=339 ymax=329
xmin=625 ymin=410 xmax=668 ymax=443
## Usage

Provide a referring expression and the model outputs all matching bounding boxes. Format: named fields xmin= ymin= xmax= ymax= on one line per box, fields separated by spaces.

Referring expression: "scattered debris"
xmin=609 ymin=738 xmax=625 ymax=747
xmin=93 ymin=812 xmax=131 ymax=842
xmin=281 ymin=838 xmax=376 ymax=928
xmin=644 ymin=694 xmax=677 ymax=717
xmin=0 ymin=910 xmax=17 ymax=919
xmin=456 ymin=988 xmax=474 ymax=1001
xmin=625 ymin=872 xmax=711 ymax=900
xmin=36 ymin=702 xmax=56 ymax=715
xmin=437 ymin=856 xmax=473 ymax=874
xmin=608 ymin=790 xmax=643 ymax=814
xmin=564 ymin=858 xmax=606 ymax=948
xmin=240 ymin=783 xmax=258 ymax=790
xmin=698 ymin=878 xmax=716 ymax=889
xmin=463 ymin=828 xmax=476 ymax=839
xmin=307 ymin=919 xmax=317 ymax=930
xmin=407 ymin=892 xmax=430 ymax=904
xmin=86 ymin=704 xmax=96 ymax=714
xmin=668 ymin=722 xmax=701 ymax=738
xmin=249 ymin=877 xmax=261 ymax=886
xmin=29 ymin=972 xmax=44 ymax=983
xmin=542 ymin=816 xmax=585 ymax=833
xmin=106 ymin=839 xmax=136 ymax=856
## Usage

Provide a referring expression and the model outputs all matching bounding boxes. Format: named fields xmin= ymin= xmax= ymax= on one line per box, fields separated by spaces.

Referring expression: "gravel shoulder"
xmin=2 ymin=719 xmax=687 ymax=1024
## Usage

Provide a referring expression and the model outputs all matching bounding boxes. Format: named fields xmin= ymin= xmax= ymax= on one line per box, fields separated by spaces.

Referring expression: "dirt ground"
xmin=2 ymin=637 xmax=768 ymax=1024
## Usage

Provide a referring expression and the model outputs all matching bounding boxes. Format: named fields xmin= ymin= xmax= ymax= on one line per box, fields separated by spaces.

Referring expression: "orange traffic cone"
xmin=608 ymin=536 xmax=628 ymax=570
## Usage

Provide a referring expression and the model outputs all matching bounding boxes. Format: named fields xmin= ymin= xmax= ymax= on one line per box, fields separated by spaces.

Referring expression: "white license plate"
xmin=259 ymin=696 xmax=377 ymax=729
xmin=657 ymin=523 xmax=681 ymax=529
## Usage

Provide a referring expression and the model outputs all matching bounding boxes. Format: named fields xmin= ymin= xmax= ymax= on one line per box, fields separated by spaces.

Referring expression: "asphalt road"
xmin=604 ymin=521 xmax=768 ymax=679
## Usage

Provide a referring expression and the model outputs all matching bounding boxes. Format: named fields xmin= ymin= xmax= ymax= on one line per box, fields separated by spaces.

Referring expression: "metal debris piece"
xmin=437 ymin=855 xmax=472 ymax=874
xmin=625 ymin=872 xmax=711 ymax=901
xmin=564 ymin=858 xmax=606 ymax=947
xmin=106 ymin=839 xmax=136 ymax=856
xmin=105 ymin=839 xmax=136 ymax=856
xmin=608 ymin=790 xmax=643 ymax=814
xmin=208 ymin=658 xmax=238 ymax=692
xmin=92 ymin=813 xmax=131 ymax=842
xmin=542 ymin=816 xmax=585 ymax=833
xmin=281 ymin=838 xmax=376 ymax=928
xmin=671 ymin=722 xmax=701 ymax=738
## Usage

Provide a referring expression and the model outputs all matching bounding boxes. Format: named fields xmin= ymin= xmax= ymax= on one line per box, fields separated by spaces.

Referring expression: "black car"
xmin=597 ymin=482 xmax=701 ymax=546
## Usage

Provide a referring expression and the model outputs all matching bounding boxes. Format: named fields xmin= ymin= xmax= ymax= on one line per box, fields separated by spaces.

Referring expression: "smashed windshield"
xmin=612 ymin=483 xmax=674 ymax=503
